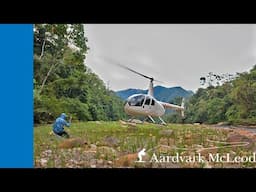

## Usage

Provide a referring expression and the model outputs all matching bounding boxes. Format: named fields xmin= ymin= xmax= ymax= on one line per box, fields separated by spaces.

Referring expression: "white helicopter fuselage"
xmin=119 ymin=68 xmax=184 ymax=124
xmin=107 ymin=60 xmax=184 ymax=124
xmin=124 ymin=94 xmax=165 ymax=117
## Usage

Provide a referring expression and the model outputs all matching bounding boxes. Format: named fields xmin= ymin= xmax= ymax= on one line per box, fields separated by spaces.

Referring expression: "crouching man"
xmin=53 ymin=113 xmax=71 ymax=138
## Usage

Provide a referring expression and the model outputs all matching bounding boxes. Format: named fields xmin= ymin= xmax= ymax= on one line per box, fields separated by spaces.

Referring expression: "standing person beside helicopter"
xmin=53 ymin=113 xmax=72 ymax=138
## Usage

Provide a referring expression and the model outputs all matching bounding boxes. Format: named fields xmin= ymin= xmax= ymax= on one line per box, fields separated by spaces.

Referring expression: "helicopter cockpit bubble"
xmin=127 ymin=94 xmax=145 ymax=107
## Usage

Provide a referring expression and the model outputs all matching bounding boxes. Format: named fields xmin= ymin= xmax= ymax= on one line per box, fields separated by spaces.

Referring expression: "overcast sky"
xmin=84 ymin=24 xmax=256 ymax=92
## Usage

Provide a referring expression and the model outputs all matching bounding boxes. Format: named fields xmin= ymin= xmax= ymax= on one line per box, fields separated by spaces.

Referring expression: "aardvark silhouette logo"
xmin=136 ymin=148 xmax=146 ymax=162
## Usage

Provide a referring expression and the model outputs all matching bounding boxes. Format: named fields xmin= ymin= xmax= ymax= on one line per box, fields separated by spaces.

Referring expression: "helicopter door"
xmin=143 ymin=96 xmax=152 ymax=114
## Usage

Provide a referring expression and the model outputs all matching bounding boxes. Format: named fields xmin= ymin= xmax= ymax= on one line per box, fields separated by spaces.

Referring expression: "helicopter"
xmin=118 ymin=64 xmax=185 ymax=125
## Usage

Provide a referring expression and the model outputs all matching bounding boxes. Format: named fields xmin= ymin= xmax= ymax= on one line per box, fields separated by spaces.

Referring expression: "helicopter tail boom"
xmin=159 ymin=100 xmax=185 ymax=117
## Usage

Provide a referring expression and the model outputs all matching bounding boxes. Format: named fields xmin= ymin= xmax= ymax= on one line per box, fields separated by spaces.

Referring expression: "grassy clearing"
xmin=34 ymin=121 xmax=256 ymax=168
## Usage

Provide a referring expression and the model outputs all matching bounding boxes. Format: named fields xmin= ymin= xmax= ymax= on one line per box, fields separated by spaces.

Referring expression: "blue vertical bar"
xmin=0 ymin=24 xmax=33 ymax=168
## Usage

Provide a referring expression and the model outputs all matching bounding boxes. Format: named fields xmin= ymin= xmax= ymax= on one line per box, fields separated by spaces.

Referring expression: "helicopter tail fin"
xmin=181 ymin=98 xmax=185 ymax=118
xmin=181 ymin=98 xmax=185 ymax=108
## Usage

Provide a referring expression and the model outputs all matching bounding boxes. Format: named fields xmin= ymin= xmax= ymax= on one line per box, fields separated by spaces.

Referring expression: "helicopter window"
xmin=145 ymin=97 xmax=151 ymax=105
xmin=128 ymin=95 xmax=145 ymax=106
xmin=140 ymin=98 xmax=145 ymax=106
xmin=151 ymin=99 xmax=155 ymax=106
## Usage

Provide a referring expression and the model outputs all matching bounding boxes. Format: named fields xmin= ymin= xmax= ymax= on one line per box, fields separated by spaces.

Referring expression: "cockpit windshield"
xmin=127 ymin=94 xmax=145 ymax=106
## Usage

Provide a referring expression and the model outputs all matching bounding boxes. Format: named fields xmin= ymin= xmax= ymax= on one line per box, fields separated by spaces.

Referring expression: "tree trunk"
xmin=39 ymin=39 xmax=46 ymax=59
xmin=40 ymin=63 xmax=56 ymax=94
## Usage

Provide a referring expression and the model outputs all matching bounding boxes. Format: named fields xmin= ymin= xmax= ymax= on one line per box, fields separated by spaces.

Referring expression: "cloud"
xmin=85 ymin=24 xmax=256 ymax=92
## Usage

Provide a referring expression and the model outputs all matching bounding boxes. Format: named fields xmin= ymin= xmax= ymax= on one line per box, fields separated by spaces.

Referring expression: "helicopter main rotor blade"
xmin=117 ymin=63 xmax=168 ymax=84
xmin=154 ymin=79 xmax=165 ymax=84
xmin=122 ymin=64 xmax=168 ymax=84
xmin=116 ymin=63 xmax=153 ymax=80
xmin=102 ymin=56 xmax=165 ymax=83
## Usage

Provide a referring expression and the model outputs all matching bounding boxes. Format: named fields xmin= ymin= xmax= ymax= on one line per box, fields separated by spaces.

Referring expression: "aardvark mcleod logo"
xmin=136 ymin=148 xmax=146 ymax=162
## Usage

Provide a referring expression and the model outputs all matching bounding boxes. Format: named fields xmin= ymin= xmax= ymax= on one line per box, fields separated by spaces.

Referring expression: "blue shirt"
xmin=53 ymin=114 xmax=70 ymax=133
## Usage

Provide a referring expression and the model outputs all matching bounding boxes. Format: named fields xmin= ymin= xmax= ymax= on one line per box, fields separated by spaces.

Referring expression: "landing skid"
xmin=147 ymin=115 xmax=155 ymax=123
xmin=158 ymin=116 xmax=167 ymax=125
xmin=146 ymin=115 xmax=167 ymax=125
xmin=126 ymin=116 xmax=167 ymax=125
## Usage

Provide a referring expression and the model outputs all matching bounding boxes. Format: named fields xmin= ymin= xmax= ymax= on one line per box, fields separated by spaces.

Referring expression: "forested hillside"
xmin=185 ymin=65 xmax=256 ymax=125
xmin=34 ymin=24 xmax=125 ymax=124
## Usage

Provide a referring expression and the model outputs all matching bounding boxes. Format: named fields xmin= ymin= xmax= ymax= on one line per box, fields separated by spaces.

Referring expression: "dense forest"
xmin=34 ymin=24 xmax=125 ymax=124
xmin=184 ymin=65 xmax=256 ymax=125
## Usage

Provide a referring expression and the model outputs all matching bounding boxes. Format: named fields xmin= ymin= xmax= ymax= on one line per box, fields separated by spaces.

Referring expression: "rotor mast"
xmin=148 ymin=78 xmax=154 ymax=97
